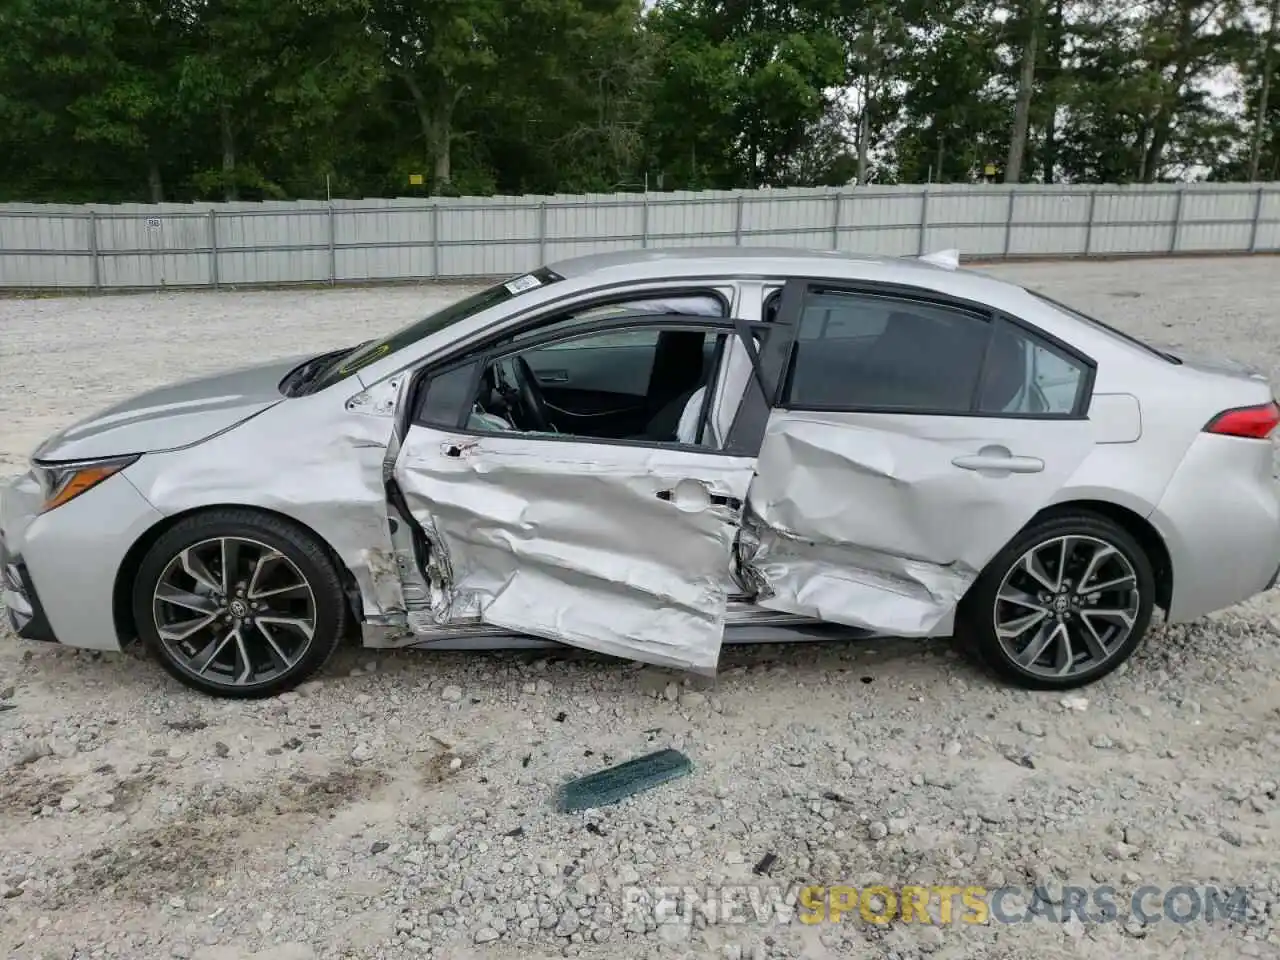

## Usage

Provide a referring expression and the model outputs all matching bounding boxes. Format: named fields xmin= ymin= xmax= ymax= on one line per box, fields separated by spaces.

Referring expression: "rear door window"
xmin=783 ymin=289 xmax=991 ymax=413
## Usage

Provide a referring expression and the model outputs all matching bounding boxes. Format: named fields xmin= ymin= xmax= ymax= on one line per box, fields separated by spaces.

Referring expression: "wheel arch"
xmin=112 ymin=503 xmax=365 ymax=646
xmin=1030 ymin=499 xmax=1173 ymax=612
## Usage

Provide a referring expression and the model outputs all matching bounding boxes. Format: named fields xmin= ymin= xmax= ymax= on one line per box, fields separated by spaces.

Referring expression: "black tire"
xmin=132 ymin=508 xmax=346 ymax=698
xmin=959 ymin=511 xmax=1155 ymax=690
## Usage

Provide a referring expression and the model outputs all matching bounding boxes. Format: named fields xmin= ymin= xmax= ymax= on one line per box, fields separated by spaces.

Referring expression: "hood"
xmin=33 ymin=354 xmax=309 ymax=463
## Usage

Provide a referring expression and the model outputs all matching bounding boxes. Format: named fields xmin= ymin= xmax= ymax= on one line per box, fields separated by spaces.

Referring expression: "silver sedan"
xmin=4 ymin=247 xmax=1279 ymax=697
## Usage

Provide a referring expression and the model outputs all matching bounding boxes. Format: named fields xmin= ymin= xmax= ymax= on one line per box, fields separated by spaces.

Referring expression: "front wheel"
xmin=131 ymin=509 xmax=347 ymax=698
xmin=960 ymin=512 xmax=1155 ymax=690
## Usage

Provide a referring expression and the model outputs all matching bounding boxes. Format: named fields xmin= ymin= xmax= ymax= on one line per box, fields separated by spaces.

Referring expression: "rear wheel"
xmin=132 ymin=509 xmax=346 ymax=698
xmin=960 ymin=512 xmax=1155 ymax=689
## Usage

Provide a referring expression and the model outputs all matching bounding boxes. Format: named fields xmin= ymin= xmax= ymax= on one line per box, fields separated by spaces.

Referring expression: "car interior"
xmin=464 ymin=293 xmax=732 ymax=445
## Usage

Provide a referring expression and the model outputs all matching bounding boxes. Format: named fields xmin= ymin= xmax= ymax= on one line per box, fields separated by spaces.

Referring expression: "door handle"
xmin=952 ymin=452 xmax=1044 ymax=474
xmin=534 ymin=369 xmax=569 ymax=383
xmin=656 ymin=480 xmax=742 ymax=513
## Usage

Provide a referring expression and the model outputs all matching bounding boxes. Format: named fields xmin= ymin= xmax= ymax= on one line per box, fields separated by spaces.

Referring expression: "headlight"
xmin=33 ymin=455 xmax=140 ymax=514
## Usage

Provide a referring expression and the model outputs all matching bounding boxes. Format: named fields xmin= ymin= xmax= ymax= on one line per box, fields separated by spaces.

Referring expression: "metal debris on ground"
xmin=556 ymin=748 xmax=693 ymax=813
xmin=1005 ymin=750 xmax=1036 ymax=769
xmin=752 ymin=852 xmax=778 ymax=876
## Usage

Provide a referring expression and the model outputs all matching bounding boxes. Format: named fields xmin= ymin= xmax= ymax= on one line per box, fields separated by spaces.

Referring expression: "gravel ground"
xmin=2 ymin=257 xmax=1280 ymax=960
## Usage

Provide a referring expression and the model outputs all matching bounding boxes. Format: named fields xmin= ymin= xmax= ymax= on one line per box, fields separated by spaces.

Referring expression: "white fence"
xmin=1 ymin=182 xmax=1278 ymax=290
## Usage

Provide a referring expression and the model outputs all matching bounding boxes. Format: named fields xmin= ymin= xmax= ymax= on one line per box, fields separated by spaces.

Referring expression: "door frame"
xmin=388 ymin=311 xmax=787 ymax=667
xmin=396 ymin=282 xmax=737 ymax=430
xmin=402 ymin=311 xmax=787 ymax=457
xmin=734 ymin=276 xmax=1104 ymax=636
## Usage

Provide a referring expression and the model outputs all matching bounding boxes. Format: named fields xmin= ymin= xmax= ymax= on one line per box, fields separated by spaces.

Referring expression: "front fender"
xmin=123 ymin=383 xmax=407 ymax=627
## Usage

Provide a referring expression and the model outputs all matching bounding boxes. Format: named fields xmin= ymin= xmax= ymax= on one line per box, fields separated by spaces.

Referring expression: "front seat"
xmin=634 ymin=385 xmax=700 ymax=441
xmin=676 ymin=386 xmax=707 ymax=444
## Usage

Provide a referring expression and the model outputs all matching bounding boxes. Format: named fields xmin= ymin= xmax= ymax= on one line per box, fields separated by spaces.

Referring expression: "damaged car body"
xmin=4 ymin=247 xmax=1280 ymax=697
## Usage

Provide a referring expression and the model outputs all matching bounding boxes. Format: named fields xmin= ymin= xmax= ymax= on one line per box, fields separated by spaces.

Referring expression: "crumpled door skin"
xmin=742 ymin=411 xmax=1094 ymax=635
xmin=394 ymin=427 xmax=756 ymax=673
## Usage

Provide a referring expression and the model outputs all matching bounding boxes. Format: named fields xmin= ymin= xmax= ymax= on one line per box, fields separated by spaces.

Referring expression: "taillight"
xmin=1203 ymin=401 xmax=1280 ymax=439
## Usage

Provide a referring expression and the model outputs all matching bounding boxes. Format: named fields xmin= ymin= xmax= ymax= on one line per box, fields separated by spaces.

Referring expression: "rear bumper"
xmin=1153 ymin=434 xmax=1280 ymax=623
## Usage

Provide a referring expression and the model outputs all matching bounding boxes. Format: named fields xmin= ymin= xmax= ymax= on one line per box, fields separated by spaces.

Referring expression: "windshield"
xmin=301 ymin=266 xmax=564 ymax=393
xmin=1028 ymin=290 xmax=1176 ymax=363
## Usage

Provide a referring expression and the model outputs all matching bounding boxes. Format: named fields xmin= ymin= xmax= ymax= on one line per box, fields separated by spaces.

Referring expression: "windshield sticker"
xmin=336 ymin=342 xmax=391 ymax=375
xmin=504 ymin=273 xmax=543 ymax=295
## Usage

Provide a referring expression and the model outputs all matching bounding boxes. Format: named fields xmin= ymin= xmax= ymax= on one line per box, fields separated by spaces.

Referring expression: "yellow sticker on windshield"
xmin=337 ymin=342 xmax=390 ymax=374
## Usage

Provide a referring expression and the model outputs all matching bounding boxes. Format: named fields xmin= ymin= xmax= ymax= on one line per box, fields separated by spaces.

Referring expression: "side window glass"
xmin=465 ymin=324 xmax=729 ymax=448
xmin=415 ymin=361 xmax=477 ymax=428
xmin=978 ymin=322 xmax=1087 ymax=416
xmin=512 ymin=292 xmax=726 ymax=346
xmin=784 ymin=290 xmax=990 ymax=413
xmin=538 ymin=328 xmax=661 ymax=353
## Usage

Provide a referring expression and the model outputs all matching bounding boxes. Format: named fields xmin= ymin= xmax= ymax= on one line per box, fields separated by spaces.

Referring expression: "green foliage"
xmin=0 ymin=0 xmax=1275 ymax=202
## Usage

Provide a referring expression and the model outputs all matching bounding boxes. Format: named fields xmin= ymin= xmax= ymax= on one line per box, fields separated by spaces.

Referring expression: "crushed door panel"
xmin=741 ymin=409 xmax=1095 ymax=635
xmin=393 ymin=426 xmax=757 ymax=672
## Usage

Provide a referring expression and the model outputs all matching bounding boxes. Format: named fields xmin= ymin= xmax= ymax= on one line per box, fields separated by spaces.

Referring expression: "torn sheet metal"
xmin=740 ymin=514 xmax=975 ymax=635
xmin=127 ymin=377 xmax=408 ymax=628
xmin=393 ymin=426 xmax=756 ymax=673
xmin=741 ymin=410 xmax=1094 ymax=635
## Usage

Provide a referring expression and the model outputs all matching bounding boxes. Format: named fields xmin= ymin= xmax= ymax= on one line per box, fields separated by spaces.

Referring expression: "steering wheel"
xmin=510 ymin=356 xmax=552 ymax=432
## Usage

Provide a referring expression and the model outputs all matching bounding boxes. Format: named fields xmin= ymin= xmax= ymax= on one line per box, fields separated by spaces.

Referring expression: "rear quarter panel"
xmin=1041 ymin=312 xmax=1279 ymax=620
xmin=963 ymin=279 xmax=1279 ymax=620
xmin=1150 ymin=432 xmax=1280 ymax=622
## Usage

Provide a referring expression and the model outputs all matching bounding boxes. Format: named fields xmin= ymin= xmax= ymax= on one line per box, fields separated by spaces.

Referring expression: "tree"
xmin=1134 ymin=0 xmax=1245 ymax=181
xmin=1005 ymin=0 xmax=1043 ymax=182
xmin=836 ymin=0 xmax=908 ymax=185
xmin=177 ymin=0 xmax=378 ymax=201
xmin=0 ymin=0 xmax=189 ymax=201
xmin=1 ymin=0 xmax=1276 ymax=202
xmin=366 ymin=0 xmax=505 ymax=194
xmin=894 ymin=0 xmax=1008 ymax=182
xmin=644 ymin=0 xmax=846 ymax=189
xmin=1249 ymin=0 xmax=1280 ymax=179
xmin=470 ymin=0 xmax=652 ymax=194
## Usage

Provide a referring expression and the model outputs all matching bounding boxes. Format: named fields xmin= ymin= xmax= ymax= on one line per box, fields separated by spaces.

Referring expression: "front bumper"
xmin=1 ymin=544 xmax=56 ymax=642
xmin=1 ymin=467 xmax=164 ymax=652
xmin=0 ymin=471 xmax=56 ymax=641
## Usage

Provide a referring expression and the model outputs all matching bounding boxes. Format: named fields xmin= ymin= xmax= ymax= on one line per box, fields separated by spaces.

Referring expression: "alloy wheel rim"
xmin=993 ymin=534 xmax=1141 ymax=679
xmin=152 ymin=537 xmax=317 ymax=688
